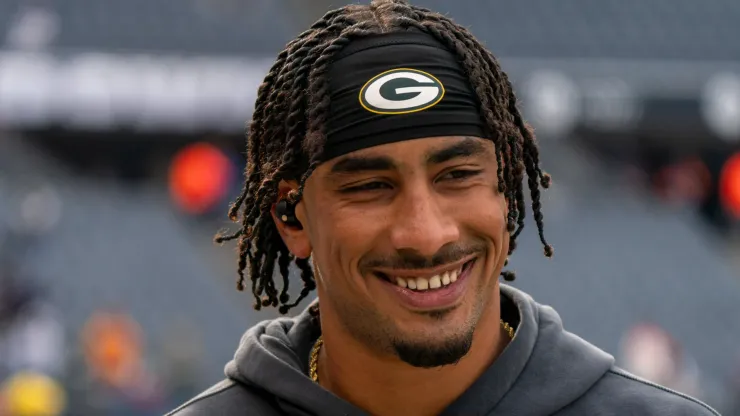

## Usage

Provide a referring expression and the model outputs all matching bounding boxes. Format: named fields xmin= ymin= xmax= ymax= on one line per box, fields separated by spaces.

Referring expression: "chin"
xmin=391 ymin=319 xmax=477 ymax=368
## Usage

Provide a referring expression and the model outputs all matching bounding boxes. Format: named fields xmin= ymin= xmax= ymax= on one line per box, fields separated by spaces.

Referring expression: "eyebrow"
xmin=329 ymin=155 xmax=397 ymax=175
xmin=425 ymin=137 xmax=488 ymax=165
xmin=328 ymin=137 xmax=488 ymax=176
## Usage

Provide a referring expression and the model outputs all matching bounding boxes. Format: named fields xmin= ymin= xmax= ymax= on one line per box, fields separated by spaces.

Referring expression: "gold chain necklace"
xmin=310 ymin=319 xmax=515 ymax=383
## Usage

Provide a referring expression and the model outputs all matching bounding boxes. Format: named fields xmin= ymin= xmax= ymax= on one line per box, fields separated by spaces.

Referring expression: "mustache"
xmin=359 ymin=241 xmax=486 ymax=271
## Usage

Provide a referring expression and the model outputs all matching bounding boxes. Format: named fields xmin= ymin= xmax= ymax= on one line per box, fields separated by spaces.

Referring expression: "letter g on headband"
xmin=359 ymin=68 xmax=446 ymax=115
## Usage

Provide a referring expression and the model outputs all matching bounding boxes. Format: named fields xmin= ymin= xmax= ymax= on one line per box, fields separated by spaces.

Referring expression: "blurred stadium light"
xmin=523 ymin=70 xmax=580 ymax=139
xmin=702 ymin=73 xmax=740 ymax=143
xmin=168 ymin=142 xmax=235 ymax=215
xmin=719 ymin=152 xmax=740 ymax=219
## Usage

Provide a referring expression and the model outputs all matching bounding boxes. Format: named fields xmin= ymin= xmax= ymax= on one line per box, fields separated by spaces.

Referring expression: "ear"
xmin=271 ymin=180 xmax=312 ymax=259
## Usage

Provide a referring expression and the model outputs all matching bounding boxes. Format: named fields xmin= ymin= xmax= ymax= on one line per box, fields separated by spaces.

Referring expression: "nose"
xmin=389 ymin=186 xmax=460 ymax=257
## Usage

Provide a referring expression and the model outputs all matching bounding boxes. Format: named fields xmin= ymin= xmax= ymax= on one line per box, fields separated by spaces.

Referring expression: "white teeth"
xmin=429 ymin=275 xmax=442 ymax=289
xmin=391 ymin=265 xmax=466 ymax=291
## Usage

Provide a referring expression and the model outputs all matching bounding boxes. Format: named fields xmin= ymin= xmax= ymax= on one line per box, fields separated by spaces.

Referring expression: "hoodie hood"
xmin=225 ymin=285 xmax=615 ymax=415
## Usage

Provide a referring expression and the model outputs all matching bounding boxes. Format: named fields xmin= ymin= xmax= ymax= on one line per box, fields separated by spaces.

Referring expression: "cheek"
xmin=460 ymin=192 xmax=507 ymax=234
xmin=309 ymin=207 xmax=385 ymax=282
xmin=462 ymin=195 xmax=508 ymax=283
xmin=322 ymin=202 xmax=390 ymax=245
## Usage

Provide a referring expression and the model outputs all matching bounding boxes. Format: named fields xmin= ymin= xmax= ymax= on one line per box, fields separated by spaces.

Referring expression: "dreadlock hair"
xmin=215 ymin=0 xmax=553 ymax=314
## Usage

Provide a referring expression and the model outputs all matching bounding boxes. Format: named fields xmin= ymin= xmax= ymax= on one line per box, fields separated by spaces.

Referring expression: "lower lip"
xmin=378 ymin=261 xmax=474 ymax=310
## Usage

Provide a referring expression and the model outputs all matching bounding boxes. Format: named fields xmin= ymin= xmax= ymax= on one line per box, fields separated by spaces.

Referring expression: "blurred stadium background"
xmin=1 ymin=1 xmax=740 ymax=415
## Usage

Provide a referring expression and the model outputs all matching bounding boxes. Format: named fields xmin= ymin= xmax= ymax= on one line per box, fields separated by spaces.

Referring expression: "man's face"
xmin=290 ymin=136 xmax=508 ymax=367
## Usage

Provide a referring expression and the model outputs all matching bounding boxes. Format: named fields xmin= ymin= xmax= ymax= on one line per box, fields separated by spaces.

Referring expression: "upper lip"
xmin=372 ymin=256 xmax=476 ymax=279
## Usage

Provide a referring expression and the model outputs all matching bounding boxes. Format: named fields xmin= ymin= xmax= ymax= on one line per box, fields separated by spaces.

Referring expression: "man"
xmin=169 ymin=1 xmax=720 ymax=414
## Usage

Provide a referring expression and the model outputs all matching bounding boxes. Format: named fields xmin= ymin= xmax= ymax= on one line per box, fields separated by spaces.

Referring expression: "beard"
xmin=324 ymin=268 xmax=491 ymax=369
xmin=392 ymin=319 xmax=476 ymax=368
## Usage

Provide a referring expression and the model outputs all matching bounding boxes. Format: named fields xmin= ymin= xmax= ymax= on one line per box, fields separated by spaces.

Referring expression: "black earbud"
xmin=275 ymin=199 xmax=302 ymax=229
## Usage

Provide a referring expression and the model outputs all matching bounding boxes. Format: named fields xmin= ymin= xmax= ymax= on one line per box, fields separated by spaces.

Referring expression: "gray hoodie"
xmin=168 ymin=285 xmax=720 ymax=415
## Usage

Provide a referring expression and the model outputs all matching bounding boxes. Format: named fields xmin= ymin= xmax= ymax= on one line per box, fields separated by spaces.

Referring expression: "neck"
xmin=316 ymin=292 xmax=507 ymax=416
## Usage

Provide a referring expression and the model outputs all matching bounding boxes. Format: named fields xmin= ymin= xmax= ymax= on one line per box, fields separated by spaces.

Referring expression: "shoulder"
xmin=165 ymin=379 xmax=281 ymax=416
xmin=562 ymin=367 xmax=720 ymax=415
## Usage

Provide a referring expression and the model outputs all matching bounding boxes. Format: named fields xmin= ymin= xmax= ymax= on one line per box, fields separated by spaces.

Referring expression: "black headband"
xmin=323 ymin=31 xmax=487 ymax=161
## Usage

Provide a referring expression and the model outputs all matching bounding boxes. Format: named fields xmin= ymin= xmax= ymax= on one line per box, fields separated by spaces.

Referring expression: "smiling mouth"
xmin=374 ymin=259 xmax=476 ymax=292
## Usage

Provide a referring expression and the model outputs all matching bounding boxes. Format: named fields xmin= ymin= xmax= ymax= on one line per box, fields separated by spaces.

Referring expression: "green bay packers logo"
xmin=359 ymin=68 xmax=445 ymax=115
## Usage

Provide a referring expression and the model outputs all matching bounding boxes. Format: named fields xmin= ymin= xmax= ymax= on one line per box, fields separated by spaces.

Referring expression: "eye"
xmin=341 ymin=181 xmax=393 ymax=193
xmin=439 ymin=169 xmax=482 ymax=181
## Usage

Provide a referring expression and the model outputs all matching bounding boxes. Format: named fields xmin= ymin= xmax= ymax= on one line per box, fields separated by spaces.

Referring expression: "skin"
xmin=274 ymin=135 xmax=511 ymax=416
